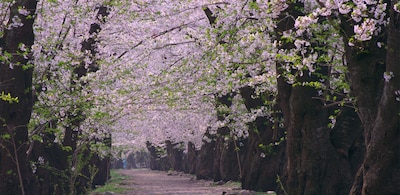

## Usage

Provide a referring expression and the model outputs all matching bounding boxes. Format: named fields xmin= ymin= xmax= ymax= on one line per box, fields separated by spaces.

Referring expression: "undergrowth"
xmin=90 ymin=170 xmax=132 ymax=194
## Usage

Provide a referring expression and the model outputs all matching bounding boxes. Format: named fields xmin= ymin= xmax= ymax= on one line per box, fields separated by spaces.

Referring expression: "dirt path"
xmin=114 ymin=169 xmax=245 ymax=195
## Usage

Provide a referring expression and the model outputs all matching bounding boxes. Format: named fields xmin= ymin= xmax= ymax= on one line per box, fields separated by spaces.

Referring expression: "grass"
xmin=90 ymin=170 xmax=132 ymax=194
xmin=221 ymin=181 xmax=242 ymax=188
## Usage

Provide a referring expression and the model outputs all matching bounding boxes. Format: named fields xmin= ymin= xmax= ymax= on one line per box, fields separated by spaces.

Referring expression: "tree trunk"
xmin=186 ymin=142 xmax=197 ymax=174
xmin=342 ymin=3 xmax=400 ymax=194
xmin=282 ymin=84 xmax=363 ymax=195
xmin=239 ymin=86 xmax=287 ymax=192
xmin=0 ymin=1 xmax=38 ymax=194
xmin=195 ymin=131 xmax=217 ymax=180
xmin=276 ymin=2 xmax=364 ymax=194
xmin=28 ymin=5 xmax=111 ymax=194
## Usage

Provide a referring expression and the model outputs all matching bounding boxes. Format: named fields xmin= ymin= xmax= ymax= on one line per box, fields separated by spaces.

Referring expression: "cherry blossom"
xmin=0 ymin=0 xmax=387 ymax=151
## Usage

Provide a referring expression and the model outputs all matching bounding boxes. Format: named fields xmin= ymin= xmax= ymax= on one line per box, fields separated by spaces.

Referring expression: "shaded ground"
xmin=109 ymin=169 xmax=249 ymax=195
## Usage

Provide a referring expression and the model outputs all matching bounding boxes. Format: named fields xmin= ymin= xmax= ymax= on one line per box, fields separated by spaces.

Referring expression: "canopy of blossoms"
xmin=2 ymin=0 xmax=395 ymax=151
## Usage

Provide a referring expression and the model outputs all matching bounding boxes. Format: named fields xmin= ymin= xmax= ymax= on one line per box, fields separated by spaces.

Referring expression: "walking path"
xmin=112 ymin=169 xmax=250 ymax=195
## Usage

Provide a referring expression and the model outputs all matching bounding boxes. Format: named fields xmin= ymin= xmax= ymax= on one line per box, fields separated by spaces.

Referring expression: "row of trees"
xmin=0 ymin=0 xmax=399 ymax=194
xmin=1 ymin=1 xmax=112 ymax=194
xmin=139 ymin=0 xmax=400 ymax=194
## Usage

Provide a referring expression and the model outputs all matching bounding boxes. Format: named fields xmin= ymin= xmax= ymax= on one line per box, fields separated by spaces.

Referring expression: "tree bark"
xmin=0 ymin=1 xmax=38 ymax=194
xmin=342 ymin=3 xmax=400 ymax=194
xmin=239 ymin=86 xmax=287 ymax=192
xmin=276 ymin=2 xmax=364 ymax=194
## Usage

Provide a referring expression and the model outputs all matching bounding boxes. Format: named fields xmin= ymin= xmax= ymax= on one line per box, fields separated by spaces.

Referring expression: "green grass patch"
xmin=90 ymin=170 xmax=132 ymax=194
xmin=221 ymin=181 xmax=242 ymax=188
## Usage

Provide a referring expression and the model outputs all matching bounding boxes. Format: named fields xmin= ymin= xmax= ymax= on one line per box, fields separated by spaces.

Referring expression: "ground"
xmin=92 ymin=169 xmax=270 ymax=195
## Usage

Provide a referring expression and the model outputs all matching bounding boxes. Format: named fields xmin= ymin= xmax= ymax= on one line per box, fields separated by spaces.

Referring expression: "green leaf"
xmin=1 ymin=133 xmax=11 ymax=139
xmin=0 ymin=92 xmax=19 ymax=104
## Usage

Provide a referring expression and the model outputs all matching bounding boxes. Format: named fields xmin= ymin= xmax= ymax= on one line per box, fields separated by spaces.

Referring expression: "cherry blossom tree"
xmin=1 ymin=0 xmax=399 ymax=193
xmin=29 ymin=1 xmax=113 ymax=193
xmin=31 ymin=0 xmax=400 ymax=193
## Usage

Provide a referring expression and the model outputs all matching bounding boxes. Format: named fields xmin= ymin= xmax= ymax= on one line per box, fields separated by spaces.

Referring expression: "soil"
xmin=109 ymin=169 xmax=248 ymax=195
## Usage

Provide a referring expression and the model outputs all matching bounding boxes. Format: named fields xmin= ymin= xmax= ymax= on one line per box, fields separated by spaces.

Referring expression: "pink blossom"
xmin=354 ymin=18 xmax=376 ymax=41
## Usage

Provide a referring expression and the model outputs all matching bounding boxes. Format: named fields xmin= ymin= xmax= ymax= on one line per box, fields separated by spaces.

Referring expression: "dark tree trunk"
xmin=111 ymin=158 xmax=124 ymax=169
xmin=165 ymin=141 xmax=185 ymax=172
xmin=211 ymin=94 xmax=243 ymax=181
xmin=281 ymin=85 xmax=363 ymax=195
xmin=185 ymin=142 xmax=197 ymax=174
xmin=126 ymin=153 xmax=137 ymax=169
xmin=240 ymin=87 xmax=286 ymax=192
xmin=195 ymin=131 xmax=217 ymax=180
xmin=276 ymin=2 xmax=364 ymax=194
xmin=146 ymin=142 xmax=171 ymax=171
xmin=146 ymin=142 xmax=158 ymax=170
xmin=29 ymin=124 xmax=70 ymax=195
xmin=28 ymin=5 xmax=112 ymax=194
xmin=0 ymin=1 xmax=38 ymax=194
xmin=340 ymin=3 xmax=400 ymax=194
xmin=240 ymin=116 xmax=286 ymax=192
xmin=92 ymin=135 xmax=111 ymax=186
xmin=216 ymin=131 xmax=244 ymax=181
